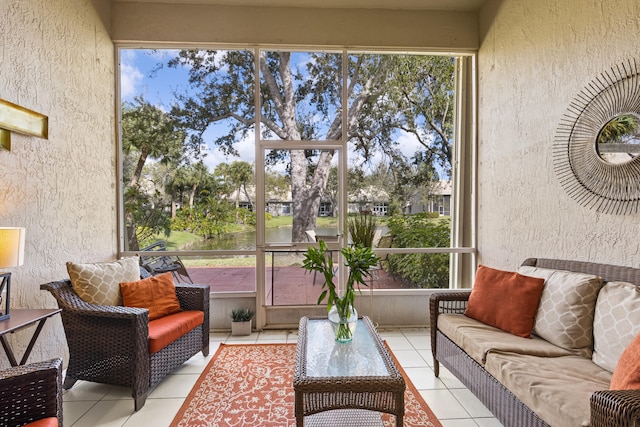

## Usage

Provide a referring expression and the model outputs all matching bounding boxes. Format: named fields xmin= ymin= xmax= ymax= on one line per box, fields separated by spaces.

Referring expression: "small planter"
xmin=229 ymin=308 xmax=255 ymax=336
xmin=231 ymin=320 xmax=252 ymax=336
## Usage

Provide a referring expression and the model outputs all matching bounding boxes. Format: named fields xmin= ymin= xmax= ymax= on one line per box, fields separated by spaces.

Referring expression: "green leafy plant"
xmin=348 ymin=213 xmax=377 ymax=247
xmin=302 ymin=240 xmax=378 ymax=340
xmin=229 ymin=308 xmax=255 ymax=322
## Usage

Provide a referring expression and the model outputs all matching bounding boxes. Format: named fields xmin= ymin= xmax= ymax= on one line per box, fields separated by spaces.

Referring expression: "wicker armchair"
xmin=0 ymin=358 xmax=63 ymax=427
xmin=40 ymin=279 xmax=210 ymax=411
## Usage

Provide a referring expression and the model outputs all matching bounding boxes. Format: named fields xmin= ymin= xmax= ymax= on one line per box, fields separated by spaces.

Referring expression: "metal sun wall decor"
xmin=554 ymin=59 xmax=640 ymax=215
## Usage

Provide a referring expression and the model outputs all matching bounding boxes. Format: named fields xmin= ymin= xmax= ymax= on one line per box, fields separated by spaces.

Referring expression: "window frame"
xmin=116 ymin=46 xmax=477 ymax=296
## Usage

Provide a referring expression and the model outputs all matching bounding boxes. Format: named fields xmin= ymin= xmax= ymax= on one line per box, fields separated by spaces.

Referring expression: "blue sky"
xmin=120 ymin=48 xmax=257 ymax=171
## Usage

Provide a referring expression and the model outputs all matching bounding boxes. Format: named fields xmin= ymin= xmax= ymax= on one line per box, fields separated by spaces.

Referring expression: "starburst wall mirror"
xmin=554 ymin=59 xmax=640 ymax=215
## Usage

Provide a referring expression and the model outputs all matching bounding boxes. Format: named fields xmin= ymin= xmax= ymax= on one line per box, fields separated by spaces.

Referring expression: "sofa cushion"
xmin=610 ymin=331 xmax=640 ymax=389
xmin=67 ymin=257 xmax=140 ymax=306
xmin=23 ymin=418 xmax=58 ymax=427
xmin=518 ymin=266 xmax=603 ymax=357
xmin=485 ymin=352 xmax=611 ymax=427
xmin=148 ymin=311 xmax=204 ymax=354
xmin=438 ymin=314 xmax=572 ymax=365
xmin=592 ymin=281 xmax=640 ymax=373
xmin=464 ymin=265 xmax=545 ymax=338
xmin=120 ymin=272 xmax=182 ymax=321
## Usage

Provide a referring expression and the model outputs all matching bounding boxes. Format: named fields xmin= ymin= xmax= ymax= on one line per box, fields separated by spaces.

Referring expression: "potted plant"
xmin=303 ymin=240 xmax=378 ymax=343
xmin=230 ymin=307 xmax=255 ymax=336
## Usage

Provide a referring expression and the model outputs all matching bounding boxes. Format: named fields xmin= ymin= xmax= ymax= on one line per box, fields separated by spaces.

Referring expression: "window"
xmin=118 ymin=47 xmax=475 ymax=299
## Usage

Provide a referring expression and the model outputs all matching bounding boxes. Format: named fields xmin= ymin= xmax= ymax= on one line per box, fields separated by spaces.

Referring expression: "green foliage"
xmin=422 ymin=211 xmax=440 ymax=219
xmin=386 ymin=214 xmax=451 ymax=288
xmin=235 ymin=208 xmax=256 ymax=226
xmin=169 ymin=51 xmax=455 ymax=241
xmin=348 ymin=214 xmax=377 ymax=247
xmin=121 ymin=96 xmax=189 ymax=187
xmin=598 ymin=113 xmax=639 ymax=144
xmin=230 ymin=307 xmax=255 ymax=322
xmin=124 ymin=187 xmax=171 ymax=250
xmin=171 ymin=198 xmax=234 ymax=239
xmin=302 ymin=241 xmax=379 ymax=315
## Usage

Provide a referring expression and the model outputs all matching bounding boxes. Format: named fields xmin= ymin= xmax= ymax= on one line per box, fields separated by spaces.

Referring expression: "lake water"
xmin=187 ymin=227 xmax=339 ymax=250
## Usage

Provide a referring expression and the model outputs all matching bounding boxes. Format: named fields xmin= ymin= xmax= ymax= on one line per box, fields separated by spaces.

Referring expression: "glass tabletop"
xmin=304 ymin=318 xmax=390 ymax=378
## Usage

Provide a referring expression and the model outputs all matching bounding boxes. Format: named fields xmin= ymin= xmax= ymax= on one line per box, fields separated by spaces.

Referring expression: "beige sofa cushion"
xmin=485 ymin=352 xmax=611 ymax=427
xmin=437 ymin=314 xmax=572 ymax=366
xmin=67 ymin=257 xmax=140 ymax=306
xmin=518 ymin=266 xmax=602 ymax=357
xmin=592 ymin=281 xmax=640 ymax=372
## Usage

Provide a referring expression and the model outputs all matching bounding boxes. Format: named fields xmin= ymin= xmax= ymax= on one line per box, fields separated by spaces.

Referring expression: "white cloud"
xmin=119 ymin=56 xmax=144 ymax=100
xmin=202 ymin=130 xmax=257 ymax=171
xmin=395 ymin=129 xmax=427 ymax=158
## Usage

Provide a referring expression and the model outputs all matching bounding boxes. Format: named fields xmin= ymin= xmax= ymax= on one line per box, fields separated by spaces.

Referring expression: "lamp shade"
xmin=0 ymin=227 xmax=25 ymax=268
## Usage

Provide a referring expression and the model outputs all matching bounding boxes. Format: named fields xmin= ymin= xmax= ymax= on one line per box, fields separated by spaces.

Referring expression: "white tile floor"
xmin=62 ymin=328 xmax=504 ymax=427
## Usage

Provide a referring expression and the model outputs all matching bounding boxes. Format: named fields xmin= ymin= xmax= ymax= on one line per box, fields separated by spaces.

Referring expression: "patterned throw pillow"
xmin=67 ymin=257 xmax=140 ymax=306
xmin=518 ymin=266 xmax=603 ymax=357
xmin=592 ymin=281 xmax=640 ymax=373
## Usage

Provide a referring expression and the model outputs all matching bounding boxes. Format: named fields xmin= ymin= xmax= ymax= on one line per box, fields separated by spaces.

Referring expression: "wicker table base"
xmin=294 ymin=316 xmax=405 ymax=427
xmin=306 ymin=409 xmax=384 ymax=426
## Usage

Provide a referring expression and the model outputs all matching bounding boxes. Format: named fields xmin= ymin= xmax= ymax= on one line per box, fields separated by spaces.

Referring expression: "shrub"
xmin=348 ymin=213 xmax=377 ymax=247
xmin=386 ymin=213 xmax=451 ymax=288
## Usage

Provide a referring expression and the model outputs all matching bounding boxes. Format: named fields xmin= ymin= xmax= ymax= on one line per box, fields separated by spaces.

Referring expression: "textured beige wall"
xmin=0 ymin=0 xmax=115 ymax=368
xmin=477 ymin=0 xmax=640 ymax=270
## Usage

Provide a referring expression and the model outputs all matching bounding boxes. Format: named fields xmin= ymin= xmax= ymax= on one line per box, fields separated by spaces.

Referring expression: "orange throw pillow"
xmin=23 ymin=418 xmax=58 ymax=427
xmin=610 ymin=332 xmax=640 ymax=390
xmin=464 ymin=265 xmax=545 ymax=338
xmin=120 ymin=272 xmax=181 ymax=321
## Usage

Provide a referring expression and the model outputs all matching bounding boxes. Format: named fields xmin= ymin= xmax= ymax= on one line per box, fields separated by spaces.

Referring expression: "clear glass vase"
xmin=328 ymin=304 xmax=358 ymax=343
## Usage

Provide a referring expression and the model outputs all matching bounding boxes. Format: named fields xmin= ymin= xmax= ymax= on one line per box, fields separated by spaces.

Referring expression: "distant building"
xmin=405 ymin=180 xmax=451 ymax=216
xmin=347 ymin=185 xmax=390 ymax=215
xmin=228 ymin=181 xmax=452 ymax=217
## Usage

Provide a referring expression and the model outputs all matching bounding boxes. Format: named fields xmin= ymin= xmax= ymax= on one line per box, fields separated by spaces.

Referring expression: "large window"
xmin=118 ymin=47 xmax=474 ymax=301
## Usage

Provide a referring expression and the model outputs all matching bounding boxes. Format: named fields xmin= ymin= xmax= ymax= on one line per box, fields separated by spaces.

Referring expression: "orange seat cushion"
xmin=465 ymin=265 xmax=545 ymax=338
xmin=120 ymin=272 xmax=182 ymax=321
xmin=23 ymin=417 xmax=58 ymax=427
xmin=148 ymin=311 xmax=204 ymax=354
xmin=610 ymin=332 xmax=640 ymax=390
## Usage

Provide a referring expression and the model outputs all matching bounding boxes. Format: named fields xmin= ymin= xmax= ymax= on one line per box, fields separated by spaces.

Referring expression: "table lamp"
xmin=0 ymin=227 xmax=25 ymax=321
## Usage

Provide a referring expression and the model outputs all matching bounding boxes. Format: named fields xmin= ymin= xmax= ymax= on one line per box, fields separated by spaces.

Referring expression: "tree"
xmin=121 ymin=97 xmax=189 ymax=249
xmin=390 ymin=153 xmax=439 ymax=214
xmin=215 ymin=161 xmax=255 ymax=210
xmin=122 ymin=97 xmax=187 ymax=188
xmin=394 ymin=56 xmax=455 ymax=177
xmin=169 ymin=51 xmax=455 ymax=241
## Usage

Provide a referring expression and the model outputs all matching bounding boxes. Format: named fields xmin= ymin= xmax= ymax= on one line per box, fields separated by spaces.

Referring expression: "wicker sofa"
xmin=41 ymin=276 xmax=209 ymax=411
xmin=430 ymin=258 xmax=640 ymax=427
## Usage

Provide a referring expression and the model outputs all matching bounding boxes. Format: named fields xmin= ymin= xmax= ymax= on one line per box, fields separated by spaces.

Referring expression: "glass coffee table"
xmin=294 ymin=316 xmax=405 ymax=426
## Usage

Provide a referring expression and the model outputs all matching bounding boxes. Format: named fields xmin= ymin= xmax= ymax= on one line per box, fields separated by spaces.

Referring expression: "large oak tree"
xmin=168 ymin=51 xmax=454 ymax=241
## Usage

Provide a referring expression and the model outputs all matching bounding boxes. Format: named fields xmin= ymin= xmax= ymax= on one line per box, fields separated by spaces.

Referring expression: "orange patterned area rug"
xmin=170 ymin=343 xmax=442 ymax=427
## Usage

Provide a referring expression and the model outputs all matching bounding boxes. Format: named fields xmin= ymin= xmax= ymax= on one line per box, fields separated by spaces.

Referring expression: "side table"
xmin=0 ymin=308 xmax=61 ymax=366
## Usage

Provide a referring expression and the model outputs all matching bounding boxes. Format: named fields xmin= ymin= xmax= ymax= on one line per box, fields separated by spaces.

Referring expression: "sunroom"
xmin=1 ymin=0 xmax=639 ymax=426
